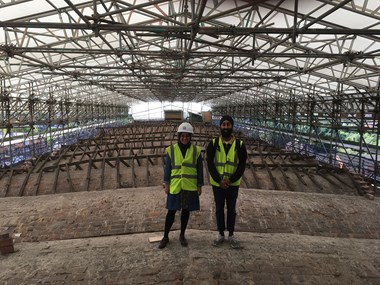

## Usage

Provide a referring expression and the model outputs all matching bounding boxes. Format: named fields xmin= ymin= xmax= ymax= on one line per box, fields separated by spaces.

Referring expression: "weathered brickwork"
xmin=0 ymin=187 xmax=379 ymax=284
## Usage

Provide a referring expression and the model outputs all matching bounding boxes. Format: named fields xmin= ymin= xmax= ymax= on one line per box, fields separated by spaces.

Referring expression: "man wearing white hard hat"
xmin=159 ymin=122 xmax=204 ymax=249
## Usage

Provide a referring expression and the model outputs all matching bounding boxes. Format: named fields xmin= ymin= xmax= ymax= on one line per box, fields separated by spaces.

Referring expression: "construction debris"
xmin=0 ymin=232 xmax=14 ymax=255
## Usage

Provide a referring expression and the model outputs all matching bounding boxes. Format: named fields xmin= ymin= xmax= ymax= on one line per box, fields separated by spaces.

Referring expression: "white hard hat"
xmin=177 ymin=122 xmax=194 ymax=134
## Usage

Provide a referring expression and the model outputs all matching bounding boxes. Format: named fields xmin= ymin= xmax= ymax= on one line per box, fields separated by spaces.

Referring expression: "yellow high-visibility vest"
xmin=210 ymin=137 xmax=242 ymax=187
xmin=167 ymin=144 xmax=201 ymax=194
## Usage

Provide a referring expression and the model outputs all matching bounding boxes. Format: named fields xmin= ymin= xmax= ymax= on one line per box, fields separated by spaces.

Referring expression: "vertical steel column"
xmin=28 ymin=88 xmax=36 ymax=157
xmin=290 ymin=91 xmax=297 ymax=152
xmin=373 ymin=95 xmax=379 ymax=192
xmin=47 ymin=91 xmax=54 ymax=151
xmin=1 ymin=83 xmax=12 ymax=166
xmin=307 ymin=99 xmax=316 ymax=157
xmin=358 ymin=99 xmax=365 ymax=175
xmin=331 ymin=98 xmax=341 ymax=166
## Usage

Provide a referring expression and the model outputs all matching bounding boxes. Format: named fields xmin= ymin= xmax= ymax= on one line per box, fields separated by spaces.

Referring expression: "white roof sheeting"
xmin=0 ymin=0 xmax=379 ymax=107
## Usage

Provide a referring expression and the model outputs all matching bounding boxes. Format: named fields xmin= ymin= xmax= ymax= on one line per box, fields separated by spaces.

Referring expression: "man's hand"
xmin=220 ymin=179 xmax=230 ymax=189
xmin=163 ymin=183 xmax=169 ymax=194
xmin=197 ymin=187 xmax=202 ymax=196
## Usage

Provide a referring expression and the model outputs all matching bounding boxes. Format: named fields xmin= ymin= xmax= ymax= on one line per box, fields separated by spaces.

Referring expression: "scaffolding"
xmin=0 ymin=0 xmax=379 ymax=188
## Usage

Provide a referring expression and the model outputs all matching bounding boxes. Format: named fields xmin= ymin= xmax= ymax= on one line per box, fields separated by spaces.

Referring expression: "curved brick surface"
xmin=0 ymin=186 xmax=380 ymax=284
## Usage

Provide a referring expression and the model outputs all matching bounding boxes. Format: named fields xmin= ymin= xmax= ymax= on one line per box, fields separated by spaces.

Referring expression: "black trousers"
xmin=212 ymin=185 xmax=239 ymax=235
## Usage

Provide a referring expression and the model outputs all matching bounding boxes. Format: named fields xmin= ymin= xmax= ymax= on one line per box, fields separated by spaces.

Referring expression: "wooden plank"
xmin=246 ymin=144 xmax=260 ymax=189
xmin=116 ymin=157 xmax=121 ymax=188
xmin=303 ymin=170 xmax=323 ymax=191
xmin=73 ymin=162 xmax=83 ymax=170
xmin=131 ymin=157 xmax=136 ymax=188
xmin=241 ymin=173 xmax=249 ymax=188
xmin=105 ymin=160 xmax=115 ymax=168
xmin=282 ymin=156 xmax=308 ymax=186
xmin=149 ymin=236 xmax=162 ymax=243
xmin=101 ymin=149 xmax=106 ymax=190
xmin=248 ymin=162 xmax=260 ymax=188
xmin=119 ymin=158 xmax=130 ymax=167
xmin=146 ymin=156 xmax=150 ymax=187
xmin=78 ymin=141 xmax=92 ymax=162
xmin=18 ymin=167 xmax=33 ymax=196
xmin=148 ymin=156 xmax=155 ymax=165
xmin=83 ymin=159 xmax=93 ymax=191
xmin=258 ymin=147 xmax=280 ymax=190
xmin=346 ymin=172 xmax=365 ymax=196
xmin=161 ymin=152 xmax=166 ymax=170
xmin=264 ymin=161 xmax=280 ymax=190
xmin=49 ymin=147 xmax=72 ymax=194
xmin=329 ymin=171 xmax=354 ymax=188
xmin=18 ymin=154 xmax=46 ymax=196
xmin=268 ymin=156 xmax=293 ymax=191
xmin=35 ymin=153 xmax=53 ymax=173
xmin=28 ymin=155 xmax=44 ymax=172
xmin=52 ymin=163 xmax=60 ymax=194
xmin=33 ymin=170 xmax=44 ymax=196
xmin=42 ymin=155 xmax=318 ymax=171
xmin=202 ymin=152 xmax=210 ymax=186
xmin=1 ymin=170 xmax=13 ymax=198
xmin=65 ymin=163 xmax=75 ymax=192
xmin=317 ymin=170 xmax=343 ymax=190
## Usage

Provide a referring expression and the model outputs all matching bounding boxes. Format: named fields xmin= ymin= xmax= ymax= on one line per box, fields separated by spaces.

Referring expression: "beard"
xmin=220 ymin=128 xmax=233 ymax=138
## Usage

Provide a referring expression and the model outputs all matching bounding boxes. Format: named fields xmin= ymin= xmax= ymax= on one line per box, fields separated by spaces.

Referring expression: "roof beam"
xmin=1 ymin=22 xmax=380 ymax=35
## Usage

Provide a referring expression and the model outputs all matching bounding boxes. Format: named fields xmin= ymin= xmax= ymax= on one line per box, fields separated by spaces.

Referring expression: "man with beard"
xmin=206 ymin=115 xmax=247 ymax=248
xmin=158 ymin=122 xmax=203 ymax=249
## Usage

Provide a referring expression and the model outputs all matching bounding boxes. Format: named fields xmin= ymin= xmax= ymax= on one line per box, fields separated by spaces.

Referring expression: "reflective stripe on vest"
xmin=210 ymin=137 xmax=242 ymax=187
xmin=167 ymin=144 xmax=200 ymax=194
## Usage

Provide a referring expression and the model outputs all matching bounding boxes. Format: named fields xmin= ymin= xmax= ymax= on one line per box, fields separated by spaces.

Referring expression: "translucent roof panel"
xmin=0 ymin=0 xmax=379 ymax=108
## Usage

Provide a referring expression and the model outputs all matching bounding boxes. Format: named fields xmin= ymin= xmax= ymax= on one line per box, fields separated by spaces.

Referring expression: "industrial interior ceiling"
xmin=0 ymin=0 xmax=379 ymax=182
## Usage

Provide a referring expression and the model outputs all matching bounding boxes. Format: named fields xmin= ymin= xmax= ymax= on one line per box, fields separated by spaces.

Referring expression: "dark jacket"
xmin=206 ymin=136 xmax=247 ymax=184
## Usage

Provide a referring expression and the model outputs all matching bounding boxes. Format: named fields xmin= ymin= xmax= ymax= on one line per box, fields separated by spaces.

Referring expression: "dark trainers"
xmin=179 ymin=235 xmax=188 ymax=247
xmin=213 ymin=233 xmax=225 ymax=246
xmin=158 ymin=237 xmax=169 ymax=249
xmin=228 ymin=236 xmax=241 ymax=249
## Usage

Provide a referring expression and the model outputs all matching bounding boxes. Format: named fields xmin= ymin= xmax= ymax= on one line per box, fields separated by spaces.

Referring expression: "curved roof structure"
xmin=1 ymin=0 xmax=379 ymax=108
